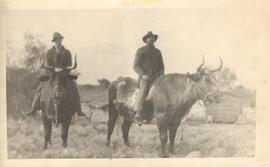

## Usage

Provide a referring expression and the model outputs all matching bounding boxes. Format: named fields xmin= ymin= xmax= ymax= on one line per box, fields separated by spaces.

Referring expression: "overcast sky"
xmin=7 ymin=9 xmax=262 ymax=89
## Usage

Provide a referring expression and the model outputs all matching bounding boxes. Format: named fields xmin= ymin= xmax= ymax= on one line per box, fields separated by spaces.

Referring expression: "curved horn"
xmin=210 ymin=57 xmax=223 ymax=73
xmin=197 ymin=55 xmax=205 ymax=72
xmin=63 ymin=54 xmax=77 ymax=70
xmin=40 ymin=56 xmax=54 ymax=70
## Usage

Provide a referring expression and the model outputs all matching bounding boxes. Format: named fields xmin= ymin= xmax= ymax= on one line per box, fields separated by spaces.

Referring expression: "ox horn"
xmin=63 ymin=54 xmax=77 ymax=70
xmin=210 ymin=57 xmax=223 ymax=73
xmin=40 ymin=56 xmax=54 ymax=70
xmin=196 ymin=55 xmax=205 ymax=72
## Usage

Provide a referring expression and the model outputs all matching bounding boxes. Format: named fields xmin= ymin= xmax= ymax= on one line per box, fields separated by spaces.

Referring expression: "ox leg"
xmin=48 ymin=123 xmax=52 ymax=145
xmin=42 ymin=116 xmax=52 ymax=150
xmin=169 ymin=125 xmax=178 ymax=155
xmin=122 ymin=119 xmax=132 ymax=147
xmin=106 ymin=106 xmax=118 ymax=146
xmin=158 ymin=126 xmax=168 ymax=158
xmin=180 ymin=125 xmax=184 ymax=141
xmin=61 ymin=117 xmax=72 ymax=148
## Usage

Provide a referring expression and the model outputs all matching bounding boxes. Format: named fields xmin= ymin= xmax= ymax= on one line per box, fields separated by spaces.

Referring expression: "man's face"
xmin=54 ymin=38 xmax=63 ymax=46
xmin=146 ymin=36 xmax=155 ymax=45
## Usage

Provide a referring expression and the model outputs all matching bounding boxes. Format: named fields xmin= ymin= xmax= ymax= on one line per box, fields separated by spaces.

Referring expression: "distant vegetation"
xmin=7 ymin=32 xmax=46 ymax=119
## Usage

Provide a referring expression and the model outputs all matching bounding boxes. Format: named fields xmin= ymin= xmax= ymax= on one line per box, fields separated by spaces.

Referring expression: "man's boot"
xmin=75 ymin=97 xmax=86 ymax=117
xmin=71 ymin=81 xmax=86 ymax=117
xmin=77 ymin=110 xmax=86 ymax=117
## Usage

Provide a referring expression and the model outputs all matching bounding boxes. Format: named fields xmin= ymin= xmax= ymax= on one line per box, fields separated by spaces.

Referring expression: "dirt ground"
xmin=7 ymin=110 xmax=255 ymax=158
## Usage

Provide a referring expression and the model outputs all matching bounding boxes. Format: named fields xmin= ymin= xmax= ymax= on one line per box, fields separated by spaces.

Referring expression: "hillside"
xmin=78 ymin=84 xmax=108 ymax=106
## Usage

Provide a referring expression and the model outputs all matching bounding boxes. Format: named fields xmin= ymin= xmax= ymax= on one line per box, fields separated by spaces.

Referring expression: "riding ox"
xmin=39 ymin=55 xmax=78 ymax=150
xmin=106 ymin=56 xmax=223 ymax=157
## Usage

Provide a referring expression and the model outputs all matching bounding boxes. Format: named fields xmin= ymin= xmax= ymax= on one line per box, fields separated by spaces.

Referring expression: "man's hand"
xmin=142 ymin=75 xmax=149 ymax=80
xmin=55 ymin=68 xmax=63 ymax=72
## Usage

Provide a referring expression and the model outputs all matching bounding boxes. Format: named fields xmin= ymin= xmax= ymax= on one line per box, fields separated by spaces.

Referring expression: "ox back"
xmin=108 ymin=77 xmax=154 ymax=121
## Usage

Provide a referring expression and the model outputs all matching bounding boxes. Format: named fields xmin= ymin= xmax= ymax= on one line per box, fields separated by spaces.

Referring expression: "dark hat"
xmin=52 ymin=32 xmax=64 ymax=42
xmin=142 ymin=31 xmax=158 ymax=43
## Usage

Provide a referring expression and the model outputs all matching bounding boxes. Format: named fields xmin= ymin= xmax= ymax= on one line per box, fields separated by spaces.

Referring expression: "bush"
xmin=7 ymin=32 xmax=46 ymax=119
xmin=6 ymin=67 xmax=39 ymax=119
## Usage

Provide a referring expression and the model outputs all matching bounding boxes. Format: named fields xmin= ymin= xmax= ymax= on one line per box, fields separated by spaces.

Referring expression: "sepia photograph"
xmin=2 ymin=1 xmax=270 ymax=166
xmin=4 ymin=8 xmax=257 ymax=159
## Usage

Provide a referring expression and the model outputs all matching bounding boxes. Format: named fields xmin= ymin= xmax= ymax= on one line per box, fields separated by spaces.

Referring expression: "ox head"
xmin=188 ymin=56 xmax=223 ymax=106
xmin=40 ymin=55 xmax=78 ymax=108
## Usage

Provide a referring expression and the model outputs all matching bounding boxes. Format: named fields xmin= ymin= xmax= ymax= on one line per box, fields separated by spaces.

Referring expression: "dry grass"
xmin=7 ymin=108 xmax=255 ymax=159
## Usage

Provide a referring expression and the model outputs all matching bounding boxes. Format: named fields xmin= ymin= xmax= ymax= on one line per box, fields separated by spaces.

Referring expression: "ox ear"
xmin=188 ymin=73 xmax=201 ymax=82
xmin=67 ymin=74 xmax=78 ymax=80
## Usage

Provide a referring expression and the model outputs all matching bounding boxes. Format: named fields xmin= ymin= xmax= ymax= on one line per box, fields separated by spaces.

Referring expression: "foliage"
xmin=6 ymin=67 xmax=39 ymax=118
xmin=97 ymin=78 xmax=111 ymax=88
xmin=215 ymin=67 xmax=237 ymax=90
xmin=23 ymin=32 xmax=47 ymax=72
xmin=214 ymin=67 xmax=255 ymax=108
xmin=6 ymin=32 xmax=47 ymax=119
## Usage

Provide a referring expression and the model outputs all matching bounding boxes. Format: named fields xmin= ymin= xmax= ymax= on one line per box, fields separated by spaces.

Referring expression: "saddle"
xmin=113 ymin=78 xmax=155 ymax=122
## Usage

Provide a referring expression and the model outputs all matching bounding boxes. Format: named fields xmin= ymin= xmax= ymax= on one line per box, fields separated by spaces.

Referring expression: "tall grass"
xmin=7 ymin=109 xmax=255 ymax=158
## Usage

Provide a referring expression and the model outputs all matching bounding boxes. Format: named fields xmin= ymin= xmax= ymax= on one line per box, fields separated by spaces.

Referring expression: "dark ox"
xmin=106 ymin=57 xmax=223 ymax=157
xmin=39 ymin=55 xmax=78 ymax=150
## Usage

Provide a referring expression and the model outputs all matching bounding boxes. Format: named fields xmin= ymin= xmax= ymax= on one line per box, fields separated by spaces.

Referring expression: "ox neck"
xmin=170 ymin=78 xmax=198 ymax=107
xmin=183 ymin=79 xmax=201 ymax=105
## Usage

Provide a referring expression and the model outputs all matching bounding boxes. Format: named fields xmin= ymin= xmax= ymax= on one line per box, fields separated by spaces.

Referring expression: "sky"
xmin=6 ymin=9 xmax=262 ymax=89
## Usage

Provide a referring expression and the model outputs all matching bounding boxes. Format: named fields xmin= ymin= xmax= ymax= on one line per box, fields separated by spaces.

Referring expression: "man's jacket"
xmin=44 ymin=46 xmax=72 ymax=68
xmin=133 ymin=45 xmax=164 ymax=81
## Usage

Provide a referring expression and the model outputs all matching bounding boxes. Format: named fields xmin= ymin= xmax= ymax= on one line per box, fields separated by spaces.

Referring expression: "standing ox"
xmin=106 ymin=57 xmax=223 ymax=157
xmin=39 ymin=55 xmax=78 ymax=150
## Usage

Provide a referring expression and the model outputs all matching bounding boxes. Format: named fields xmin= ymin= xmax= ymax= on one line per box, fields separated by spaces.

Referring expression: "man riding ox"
xmin=27 ymin=32 xmax=86 ymax=117
xmin=133 ymin=31 xmax=165 ymax=123
xmin=106 ymin=53 xmax=223 ymax=157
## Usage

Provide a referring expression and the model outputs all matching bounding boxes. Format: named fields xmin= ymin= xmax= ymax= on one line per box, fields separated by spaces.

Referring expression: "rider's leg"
xmin=27 ymin=82 xmax=43 ymax=116
xmin=71 ymin=81 xmax=86 ymax=116
xmin=134 ymin=78 xmax=151 ymax=121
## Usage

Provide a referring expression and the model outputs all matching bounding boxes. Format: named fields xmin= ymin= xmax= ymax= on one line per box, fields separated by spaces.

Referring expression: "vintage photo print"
xmin=1 ymin=0 xmax=270 ymax=167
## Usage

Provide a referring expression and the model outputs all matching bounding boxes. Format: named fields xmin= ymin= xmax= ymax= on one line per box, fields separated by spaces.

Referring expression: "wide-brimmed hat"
xmin=52 ymin=32 xmax=64 ymax=42
xmin=142 ymin=31 xmax=158 ymax=43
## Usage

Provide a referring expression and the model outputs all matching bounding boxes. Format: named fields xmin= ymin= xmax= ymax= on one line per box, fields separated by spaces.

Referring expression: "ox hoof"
xmin=43 ymin=146 xmax=48 ymax=150
xmin=169 ymin=149 xmax=176 ymax=155
xmin=62 ymin=143 xmax=67 ymax=148
xmin=124 ymin=142 xmax=131 ymax=147
xmin=159 ymin=152 xmax=169 ymax=158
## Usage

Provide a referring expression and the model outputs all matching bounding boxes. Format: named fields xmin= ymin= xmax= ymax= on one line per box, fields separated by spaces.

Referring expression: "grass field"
xmin=7 ymin=107 xmax=255 ymax=159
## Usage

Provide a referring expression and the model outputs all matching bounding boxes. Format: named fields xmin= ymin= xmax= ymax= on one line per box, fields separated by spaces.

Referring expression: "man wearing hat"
xmin=27 ymin=32 xmax=86 ymax=116
xmin=133 ymin=31 xmax=165 ymax=123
